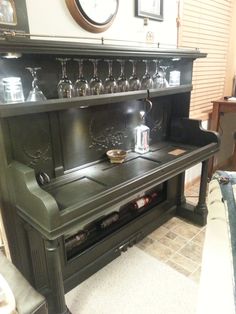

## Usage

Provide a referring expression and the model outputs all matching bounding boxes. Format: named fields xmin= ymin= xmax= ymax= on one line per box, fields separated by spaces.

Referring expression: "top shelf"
xmin=0 ymin=84 xmax=192 ymax=118
xmin=0 ymin=37 xmax=207 ymax=59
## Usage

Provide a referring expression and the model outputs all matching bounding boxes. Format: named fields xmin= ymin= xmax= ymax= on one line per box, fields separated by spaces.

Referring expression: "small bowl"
xmin=106 ymin=149 xmax=127 ymax=164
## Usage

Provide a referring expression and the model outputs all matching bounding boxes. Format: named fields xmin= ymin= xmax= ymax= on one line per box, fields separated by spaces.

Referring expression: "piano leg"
xmin=45 ymin=240 xmax=70 ymax=314
xmin=177 ymin=159 xmax=209 ymax=226
xmin=194 ymin=159 xmax=209 ymax=224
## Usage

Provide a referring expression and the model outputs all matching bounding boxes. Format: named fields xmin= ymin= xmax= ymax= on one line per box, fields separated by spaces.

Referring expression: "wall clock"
xmin=65 ymin=0 xmax=119 ymax=33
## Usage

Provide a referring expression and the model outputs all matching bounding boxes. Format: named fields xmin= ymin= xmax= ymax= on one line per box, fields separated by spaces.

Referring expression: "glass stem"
xmin=145 ymin=61 xmax=149 ymax=76
xmin=61 ymin=61 xmax=67 ymax=79
xmin=93 ymin=60 xmax=98 ymax=77
xmin=120 ymin=61 xmax=125 ymax=76
xmin=32 ymin=76 xmax=38 ymax=90
xmin=153 ymin=60 xmax=159 ymax=76
xmin=78 ymin=60 xmax=83 ymax=78
xmin=132 ymin=61 xmax=137 ymax=76
xmin=108 ymin=61 xmax=113 ymax=77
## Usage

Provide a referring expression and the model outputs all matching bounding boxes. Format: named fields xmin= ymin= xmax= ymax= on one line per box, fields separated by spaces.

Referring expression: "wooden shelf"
xmin=0 ymin=84 xmax=192 ymax=118
xmin=0 ymin=37 xmax=207 ymax=59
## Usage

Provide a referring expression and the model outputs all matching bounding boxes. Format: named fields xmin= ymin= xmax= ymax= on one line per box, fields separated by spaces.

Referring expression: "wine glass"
xmin=159 ymin=63 xmax=169 ymax=88
xmin=117 ymin=59 xmax=129 ymax=92
xmin=141 ymin=60 xmax=153 ymax=90
xmin=152 ymin=60 xmax=162 ymax=89
xmin=89 ymin=59 xmax=104 ymax=95
xmin=26 ymin=67 xmax=47 ymax=102
xmin=57 ymin=58 xmax=74 ymax=98
xmin=128 ymin=60 xmax=141 ymax=91
xmin=74 ymin=59 xmax=90 ymax=96
xmin=104 ymin=60 xmax=117 ymax=94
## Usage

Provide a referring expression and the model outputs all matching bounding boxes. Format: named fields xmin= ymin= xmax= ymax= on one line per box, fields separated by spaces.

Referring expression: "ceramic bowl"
xmin=106 ymin=149 xmax=127 ymax=164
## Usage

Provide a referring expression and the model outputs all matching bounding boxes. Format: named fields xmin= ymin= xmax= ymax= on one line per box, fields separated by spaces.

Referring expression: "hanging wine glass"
xmin=152 ymin=60 xmax=163 ymax=89
xmin=26 ymin=67 xmax=47 ymax=102
xmin=141 ymin=60 xmax=153 ymax=90
xmin=74 ymin=59 xmax=90 ymax=96
xmin=104 ymin=59 xmax=117 ymax=94
xmin=57 ymin=58 xmax=74 ymax=98
xmin=128 ymin=60 xmax=141 ymax=91
xmin=159 ymin=62 xmax=170 ymax=88
xmin=117 ymin=59 xmax=129 ymax=92
xmin=89 ymin=59 xmax=104 ymax=95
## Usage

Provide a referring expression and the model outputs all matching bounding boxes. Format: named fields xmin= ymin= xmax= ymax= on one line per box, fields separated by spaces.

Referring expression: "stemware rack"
xmin=0 ymin=37 xmax=203 ymax=115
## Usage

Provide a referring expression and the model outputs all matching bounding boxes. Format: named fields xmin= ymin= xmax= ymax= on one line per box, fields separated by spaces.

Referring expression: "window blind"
xmin=179 ymin=0 xmax=233 ymax=120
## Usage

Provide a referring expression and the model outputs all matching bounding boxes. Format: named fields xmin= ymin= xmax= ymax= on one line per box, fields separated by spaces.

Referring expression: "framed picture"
xmin=135 ymin=0 xmax=163 ymax=22
xmin=0 ymin=0 xmax=29 ymax=34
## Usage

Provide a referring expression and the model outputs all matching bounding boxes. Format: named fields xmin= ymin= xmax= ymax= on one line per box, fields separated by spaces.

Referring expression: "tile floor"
xmin=137 ymin=180 xmax=205 ymax=283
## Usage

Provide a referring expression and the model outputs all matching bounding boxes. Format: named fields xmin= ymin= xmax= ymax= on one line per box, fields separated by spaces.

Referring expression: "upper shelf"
xmin=0 ymin=36 xmax=207 ymax=59
xmin=0 ymin=84 xmax=192 ymax=118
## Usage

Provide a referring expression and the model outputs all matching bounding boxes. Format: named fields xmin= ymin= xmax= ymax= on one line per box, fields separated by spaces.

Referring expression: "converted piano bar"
xmin=0 ymin=37 xmax=219 ymax=313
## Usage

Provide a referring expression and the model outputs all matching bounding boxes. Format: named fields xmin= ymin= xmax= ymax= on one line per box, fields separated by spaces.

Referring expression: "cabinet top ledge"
xmin=0 ymin=37 xmax=207 ymax=59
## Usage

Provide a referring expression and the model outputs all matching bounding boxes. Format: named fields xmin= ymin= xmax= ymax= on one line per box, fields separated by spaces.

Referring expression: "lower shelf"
xmin=64 ymin=183 xmax=166 ymax=261
xmin=62 ymin=199 xmax=176 ymax=293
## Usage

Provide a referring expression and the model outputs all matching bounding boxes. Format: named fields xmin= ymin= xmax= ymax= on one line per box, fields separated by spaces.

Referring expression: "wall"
xmin=25 ymin=0 xmax=178 ymax=46
xmin=216 ymin=0 xmax=236 ymax=168
xmin=224 ymin=0 xmax=236 ymax=96
xmin=180 ymin=0 xmax=236 ymax=182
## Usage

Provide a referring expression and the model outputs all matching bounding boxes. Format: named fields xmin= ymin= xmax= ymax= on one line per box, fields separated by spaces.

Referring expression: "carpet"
xmin=66 ymin=247 xmax=198 ymax=314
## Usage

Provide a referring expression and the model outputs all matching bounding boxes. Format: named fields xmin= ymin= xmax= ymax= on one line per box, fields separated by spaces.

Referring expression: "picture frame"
xmin=135 ymin=0 xmax=163 ymax=22
xmin=0 ymin=0 xmax=29 ymax=35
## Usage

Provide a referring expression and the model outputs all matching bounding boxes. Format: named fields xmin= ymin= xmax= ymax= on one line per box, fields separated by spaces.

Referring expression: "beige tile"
xmin=179 ymin=241 xmax=203 ymax=263
xmin=163 ymin=217 xmax=187 ymax=230
xmin=167 ymin=260 xmax=191 ymax=277
xmin=172 ymin=223 xmax=201 ymax=240
xmin=158 ymin=236 xmax=182 ymax=251
xmin=169 ymin=253 xmax=198 ymax=273
xmin=144 ymin=242 xmax=174 ymax=262
xmin=149 ymin=225 xmax=169 ymax=241
xmin=174 ymin=235 xmax=187 ymax=246
xmin=189 ymin=266 xmax=202 ymax=283
xmin=192 ymin=229 xmax=206 ymax=246
xmin=166 ymin=231 xmax=178 ymax=240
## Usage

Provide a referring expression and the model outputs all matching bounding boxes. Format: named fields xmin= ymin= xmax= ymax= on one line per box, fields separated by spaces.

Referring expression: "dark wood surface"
xmin=0 ymin=37 xmax=207 ymax=58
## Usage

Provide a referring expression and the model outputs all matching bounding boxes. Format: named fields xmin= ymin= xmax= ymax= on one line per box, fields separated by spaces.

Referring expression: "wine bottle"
xmin=99 ymin=212 xmax=119 ymax=229
xmin=65 ymin=230 xmax=88 ymax=251
xmin=131 ymin=192 xmax=158 ymax=211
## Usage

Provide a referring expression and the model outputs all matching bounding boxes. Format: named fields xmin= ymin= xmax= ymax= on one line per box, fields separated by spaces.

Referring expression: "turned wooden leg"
xmin=176 ymin=172 xmax=186 ymax=206
xmin=177 ymin=160 xmax=209 ymax=226
xmin=45 ymin=240 xmax=70 ymax=314
xmin=194 ymin=159 xmax=209 ymax=225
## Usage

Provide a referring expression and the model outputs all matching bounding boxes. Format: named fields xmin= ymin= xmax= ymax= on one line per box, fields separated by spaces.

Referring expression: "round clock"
xmin=65 ymin=0 xmax=119 ymax=33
